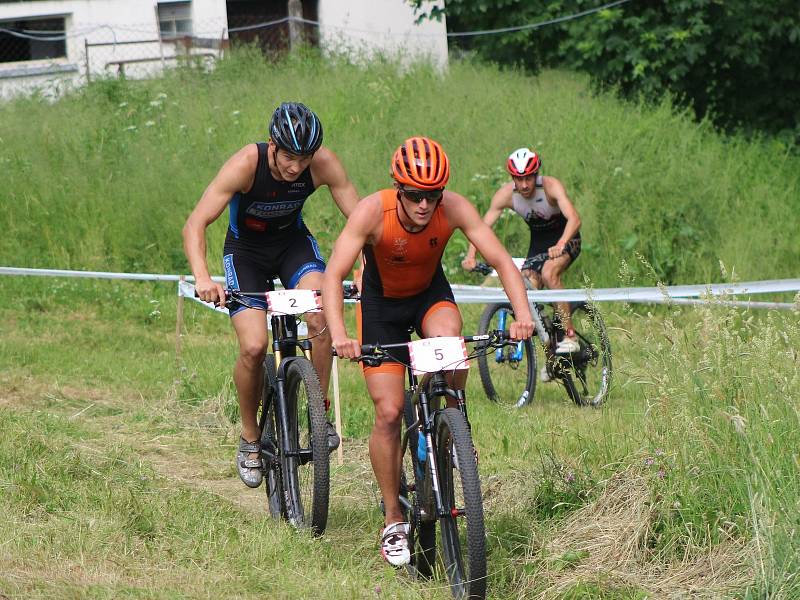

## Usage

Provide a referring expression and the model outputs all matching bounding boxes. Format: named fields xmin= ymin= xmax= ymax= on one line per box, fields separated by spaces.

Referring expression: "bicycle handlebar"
xmin=332 ymin=330 xmax=519 ymax=366
xmin=195 ymin=283 xmax=361 ymax=310
xmin=471 ymin=262 xmax=494 ymax=276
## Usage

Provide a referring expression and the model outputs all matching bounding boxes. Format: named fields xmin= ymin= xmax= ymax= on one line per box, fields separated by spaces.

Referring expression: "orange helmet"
xmin=390 ymin=136 xmax=450 ymax=190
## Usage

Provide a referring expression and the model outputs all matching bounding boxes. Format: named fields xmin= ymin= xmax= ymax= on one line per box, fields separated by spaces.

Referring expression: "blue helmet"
xmin=269 ymin=102 xmax=323 ymax=155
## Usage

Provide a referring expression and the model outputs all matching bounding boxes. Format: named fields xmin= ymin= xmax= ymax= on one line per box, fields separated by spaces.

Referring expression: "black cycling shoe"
xmin=326 ymin=421 xmax=340 ymax=452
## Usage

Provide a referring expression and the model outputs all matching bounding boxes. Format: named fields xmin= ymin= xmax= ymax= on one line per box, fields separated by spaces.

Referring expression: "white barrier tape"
xmin=450 ymin=279 xmax=800 ymax=304
xmin=0 ymin=266 xmax=226 ymax=283
xmin=178 ymin=279 xmax=229 ymax=314
xmin=3 ymin=266 xmax=798 ymax=309
xmin=176 ymin=279 xmax=360 ymax=305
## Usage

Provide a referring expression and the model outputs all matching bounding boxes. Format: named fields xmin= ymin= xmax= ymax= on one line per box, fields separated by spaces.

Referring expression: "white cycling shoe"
xmin=555 ymin=336 xmax=580 ymax=354
xmin=380 ymin=521 xmax=411 ymax=567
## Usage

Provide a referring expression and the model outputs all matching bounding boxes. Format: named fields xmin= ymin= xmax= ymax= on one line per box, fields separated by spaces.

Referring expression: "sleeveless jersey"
xmin=226 ymin=142 xmax=316 ymax=246
xmin=362 ymin=190 xmax=455 ymax=299
xmin=511 ymin=175 xmax=567 ymax=233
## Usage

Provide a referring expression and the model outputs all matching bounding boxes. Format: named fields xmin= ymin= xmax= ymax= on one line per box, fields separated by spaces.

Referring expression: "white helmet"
xmin=506 ymin=147 xmax=541 ymax=177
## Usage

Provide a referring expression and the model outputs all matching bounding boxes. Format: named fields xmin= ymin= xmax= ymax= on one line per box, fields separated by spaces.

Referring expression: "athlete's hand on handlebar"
xmin=510 ymin=320 xmax=534 ymax=341
xmin=548 ymin=243 xmax=566 ymax=259
xmin=195 ymin=277 xmax=227 ymax=307
xmin=461 ymin=256 xmax=477 ymax=272
xmin=331 ymin=335 xmax=362 ymax=360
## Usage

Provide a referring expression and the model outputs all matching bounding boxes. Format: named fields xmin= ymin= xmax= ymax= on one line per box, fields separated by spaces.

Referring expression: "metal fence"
xmin=0 ymin=16 xmax=316 ymax=98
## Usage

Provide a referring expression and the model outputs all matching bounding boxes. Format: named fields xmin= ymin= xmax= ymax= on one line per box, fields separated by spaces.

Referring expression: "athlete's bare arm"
xmin=462 ymin=183 xmax=514 ymax=270
xmin=322 ymin=194 xmax=384 ymax=359
xmin=542 ymin=176 xmax=581 ymax=257
xmin=311 ymin=147 xmax=360 ymax=218
xmin=443 ymin=193 xmax=533 ymax=340
xmin=183 ymin=145 xmax=258 ymax=305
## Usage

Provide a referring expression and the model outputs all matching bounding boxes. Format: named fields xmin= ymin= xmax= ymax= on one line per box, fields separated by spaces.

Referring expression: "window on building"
xmin=158 ymin=2 xmax=192 ymax=39
xmin=0 ymin=16 xmax=67 ymax=64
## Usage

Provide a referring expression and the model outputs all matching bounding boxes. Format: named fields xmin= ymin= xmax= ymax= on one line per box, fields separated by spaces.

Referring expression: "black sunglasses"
xmin=400 ymin=187 xmax=444 ymax=203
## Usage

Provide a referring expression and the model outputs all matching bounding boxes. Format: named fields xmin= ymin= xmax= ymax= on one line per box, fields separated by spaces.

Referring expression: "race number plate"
xmin=265 ymin=289 xmax=321 ymax=315
xmin=408 ymin=336 xmax=469 ymax=375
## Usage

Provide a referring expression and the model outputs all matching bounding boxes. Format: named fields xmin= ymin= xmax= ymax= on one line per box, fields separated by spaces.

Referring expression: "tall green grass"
xmin=1 ymin=49 xmax=798 ymax=285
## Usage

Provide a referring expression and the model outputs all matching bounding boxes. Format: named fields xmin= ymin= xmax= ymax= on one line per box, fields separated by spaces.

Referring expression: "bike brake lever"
xmin=360 ymin=356 xmax=381 ymax=367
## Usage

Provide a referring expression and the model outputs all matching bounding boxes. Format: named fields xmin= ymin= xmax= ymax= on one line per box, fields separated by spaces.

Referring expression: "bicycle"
xmin=224 ymin=288 xmax=334 ymax=535
xmin=339 ymin=331 xmax=517 ymax=600
xmin=471 ymin=261 xmax=612 ymax=408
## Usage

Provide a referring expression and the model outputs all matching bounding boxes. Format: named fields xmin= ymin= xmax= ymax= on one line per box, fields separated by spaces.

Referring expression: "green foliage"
xmin=2 ymin=53 xmax=798 ymax=286
xmin=411 ymin=0 xmax=800 ymax=140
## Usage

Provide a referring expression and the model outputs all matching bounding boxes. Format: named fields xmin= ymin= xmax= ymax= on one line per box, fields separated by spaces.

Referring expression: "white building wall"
xmin=0 ymin=0 xmax=229 ymax=98
xmin=317 ymin=0 xmax=447 ymax=69
xmin=1 ymin=1 xmax=449 ymax=98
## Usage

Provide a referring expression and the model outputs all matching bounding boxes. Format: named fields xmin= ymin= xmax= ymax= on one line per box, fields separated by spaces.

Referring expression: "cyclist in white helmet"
xmin=462 ymin=147 xmax=582 ymax=357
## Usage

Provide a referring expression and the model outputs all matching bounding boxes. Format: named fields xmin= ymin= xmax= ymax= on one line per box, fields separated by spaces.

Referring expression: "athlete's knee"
xmin=422 ymin=306 xmax=462 ymax=337
xmin=305 ymin=312 xmax=329 ymax=339
xmin=238 ymin=338 xmax=268 ymax=366
xmin=541 ymin=267 xmax=563 ymax=289
xmin=372 ymin=397 xmax=403 ymax=433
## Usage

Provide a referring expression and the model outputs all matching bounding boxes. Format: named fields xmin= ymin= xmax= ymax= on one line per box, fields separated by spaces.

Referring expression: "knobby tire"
xmin=403 ymin=393 xmax=436 ymax=579
xmin=279 ymin=357 xmax=330 ymax=535
xmin=259 ymin=354 xmax=284 ymax=518
xmin=435 ymin=408 xmax=486 ymax=599
xmin=476 ymin=302 xmax=536 ymax=407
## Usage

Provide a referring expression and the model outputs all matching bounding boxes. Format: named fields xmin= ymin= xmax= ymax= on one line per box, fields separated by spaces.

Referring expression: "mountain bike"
xmin=341 ymin=331 xmax=517 ymax=600
xmin=225 ymin=288 xmax=332 ymax=535
xmin=472 ymin=261 xmax=612 ymax=407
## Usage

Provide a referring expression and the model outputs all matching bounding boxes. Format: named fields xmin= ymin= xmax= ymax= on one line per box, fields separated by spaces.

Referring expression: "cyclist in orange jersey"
xmin=322 ymin=136 xmax=533 ymax=566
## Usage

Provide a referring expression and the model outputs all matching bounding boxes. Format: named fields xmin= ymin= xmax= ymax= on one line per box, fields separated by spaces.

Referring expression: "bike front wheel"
xmin=561 ymin=302 xmax=612 ymax=407
xmin=434 ymin=408 xmax=486 ymax=599
xmin=279 ymin=357 xmax=330 ymax=535
xmin=477 ymin=302 xmax=536 ymax=407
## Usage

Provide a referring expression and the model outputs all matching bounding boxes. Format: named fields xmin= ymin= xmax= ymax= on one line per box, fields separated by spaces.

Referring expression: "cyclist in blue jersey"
xmin=462 ymin=147 xmax=582 ymax=357
xmin=183 ymin=102 xmax=359 ymax=488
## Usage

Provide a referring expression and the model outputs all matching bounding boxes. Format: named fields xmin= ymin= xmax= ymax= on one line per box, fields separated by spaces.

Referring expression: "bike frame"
xmin=223 ymin=290 xmax=316 ymax=469
xmin=403 ymin=368 xmax=470 ymax=522
xmin=264 ymin=312 xmax=315 ymax=467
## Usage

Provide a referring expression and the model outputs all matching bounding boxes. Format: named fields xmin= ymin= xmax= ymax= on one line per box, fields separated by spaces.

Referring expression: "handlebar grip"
xmin=472 ymin=262 xmax=493 ymax=276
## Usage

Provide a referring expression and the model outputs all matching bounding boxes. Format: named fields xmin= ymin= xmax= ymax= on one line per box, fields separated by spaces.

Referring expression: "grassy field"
xmin=1 ymin=51 xmax=799 ymax=598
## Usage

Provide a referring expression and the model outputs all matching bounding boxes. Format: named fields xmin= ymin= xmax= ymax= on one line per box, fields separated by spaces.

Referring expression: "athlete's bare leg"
xmin=295 ymin=271 xmax=332 ymax=404
xmin=231 ymin=308 xmax=269 ymax=455
xmin=541 ymin=254 xmax=574 ymax=333
xmin=366 ymin=371 xmax=407 ymax=526
xmin=420 ymin=303 xmax=466 ymax=395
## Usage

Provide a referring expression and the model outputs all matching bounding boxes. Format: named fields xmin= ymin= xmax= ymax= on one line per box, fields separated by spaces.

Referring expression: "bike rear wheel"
xmin=559 ymin=302 xmax=612 ymax=407
xmin=279 ymin=357 xmax=330 ymax=535
xmin=434 ymin=408 xmax=486 ymax=599
xmin=476 ymin=302 xmax=536 ymax=407
xmin=403 ymin=393 xmax=436 ymax=579
xmin=258 ymin=354 xmax=283 ymax=519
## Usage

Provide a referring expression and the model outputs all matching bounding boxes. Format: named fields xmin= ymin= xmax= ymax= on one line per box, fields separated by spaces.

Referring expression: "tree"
xmin=410 ymin=0 xmax=800 ymax=139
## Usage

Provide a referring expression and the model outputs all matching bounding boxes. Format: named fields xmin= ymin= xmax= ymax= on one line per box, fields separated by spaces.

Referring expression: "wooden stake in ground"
xmin=332 ymin=355 xmax=344 ymax=466
xmin=175 ymin=276 xmax=185 ymax=362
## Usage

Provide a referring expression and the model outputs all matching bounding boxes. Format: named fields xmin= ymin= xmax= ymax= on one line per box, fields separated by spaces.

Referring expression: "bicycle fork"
xmin=416 ymin=383 xmax=469 ymax=522
xmin=495 ymin=309 xmax=525 ymax=362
